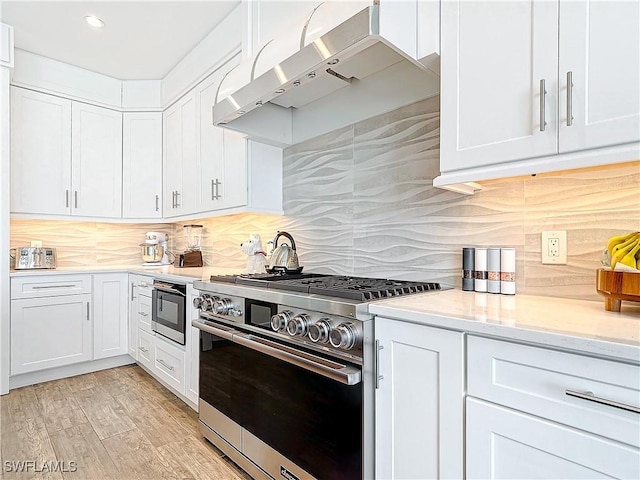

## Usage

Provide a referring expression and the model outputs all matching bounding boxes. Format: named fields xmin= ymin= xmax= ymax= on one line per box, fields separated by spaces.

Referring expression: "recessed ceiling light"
xmin=85 ymin=15 xmax=105 ymax=28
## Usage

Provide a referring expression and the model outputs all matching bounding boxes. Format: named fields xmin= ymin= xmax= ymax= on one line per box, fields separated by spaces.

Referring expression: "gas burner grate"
xmin=268 ymin=276 xmax=442 ymax=301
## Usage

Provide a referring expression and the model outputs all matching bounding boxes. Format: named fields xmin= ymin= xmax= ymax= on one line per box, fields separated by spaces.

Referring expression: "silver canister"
xmin=462 ymin=247 xmax=475 ymax=291
xmin=474 ymin=248 xmax=488 ymax=293
xmin=487 ymin=247 xmax=501 ymax=294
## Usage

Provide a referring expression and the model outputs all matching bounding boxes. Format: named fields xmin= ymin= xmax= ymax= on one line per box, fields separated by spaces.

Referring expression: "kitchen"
xmin=1 ymin=1 xmax=639 ymax=479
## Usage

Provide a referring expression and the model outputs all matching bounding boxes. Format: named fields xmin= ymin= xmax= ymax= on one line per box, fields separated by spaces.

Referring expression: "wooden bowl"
xmin=596 ymin=268 xmax=640 ymax=312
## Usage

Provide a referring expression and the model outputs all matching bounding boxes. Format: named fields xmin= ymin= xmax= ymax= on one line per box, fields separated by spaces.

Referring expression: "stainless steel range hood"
xmin=213 ymin=2 xmax=440 ymax=146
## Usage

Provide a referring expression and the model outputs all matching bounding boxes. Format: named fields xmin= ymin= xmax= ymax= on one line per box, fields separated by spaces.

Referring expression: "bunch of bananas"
xmin=606 ymin=231 xmax=640 ymax=271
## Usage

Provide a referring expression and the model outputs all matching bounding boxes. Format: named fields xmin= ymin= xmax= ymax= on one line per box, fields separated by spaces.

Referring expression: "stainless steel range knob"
xmin=271 ymin=310 xmax=293 ymax=331
xmin=308 ymin=318 xmax=332 ymax=343
xmin=329 ymin=322 xmax=359 ymax=350
xmin=287 ymin=314 xmax=311 ymax=336
xmin=213 ymin=298 xmax=235 ymax=315
xmin=198 ymin=295 xmax=218 ymax=312
xmin=192 ymin=296 xmax=203 ymax=310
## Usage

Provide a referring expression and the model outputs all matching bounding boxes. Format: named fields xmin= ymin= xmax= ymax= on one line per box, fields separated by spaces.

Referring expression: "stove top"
xmin=209 ymin=272 xmax=442 ymax=301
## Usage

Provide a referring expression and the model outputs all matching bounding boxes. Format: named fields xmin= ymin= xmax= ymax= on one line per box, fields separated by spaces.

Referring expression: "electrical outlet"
xmin=541 ymin=231 xmax=567 ymax=264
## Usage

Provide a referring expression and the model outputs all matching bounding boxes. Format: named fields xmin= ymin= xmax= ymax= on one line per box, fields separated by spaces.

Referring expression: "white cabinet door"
xmin=163 ymin=90 xmax=197 ymax=217
xmin=122 ymin=112 xmax=163 ymax=218
xmin=558 ymin=0 xmax=640 ymax=153
xmin=10 ymin=87 xmax=72 ymax=215
xmin=128 ymin=278 xmax=138 ymax=360
xmin=219 ymin=130 xmax=249 ymax=210
xmin=137 ymin=329 xmax=155 ymax=370
xmin=466 ymin=398 xmax=640 ymax=479
xmin=93 ymin=273 xmax=128 ymax=360
xmin=440 ymin=0 xmax=558 ymax=172
xmin=11 ymin=294 xmax=92 ymax=374
xmin=154 ymin=335 xmax=186 ymax=395
xmin=71 ymin=102 xmax=123 ymax=217
xmin=375 ymin=318 xmax=464 ymax=479
xmin=196 ymin=72 xmax=226 ymax=212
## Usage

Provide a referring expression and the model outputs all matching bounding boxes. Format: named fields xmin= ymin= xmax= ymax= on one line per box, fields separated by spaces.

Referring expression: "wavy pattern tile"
xmin=10 ymin=95 xmax=640 ymax=302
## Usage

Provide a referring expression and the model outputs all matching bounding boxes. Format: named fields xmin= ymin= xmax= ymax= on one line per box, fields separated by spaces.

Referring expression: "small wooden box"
xmin=596 ymin=268 xmax=640 ymax=312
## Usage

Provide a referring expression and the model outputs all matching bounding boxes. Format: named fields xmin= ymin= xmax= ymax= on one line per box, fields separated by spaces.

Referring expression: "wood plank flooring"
xmin=0 ymin=365 xmax=252 ymax=480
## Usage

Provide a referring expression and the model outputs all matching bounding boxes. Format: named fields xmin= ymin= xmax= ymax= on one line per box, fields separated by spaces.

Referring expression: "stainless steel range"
xmin=192 ymin=273 xmax=443 ymax=480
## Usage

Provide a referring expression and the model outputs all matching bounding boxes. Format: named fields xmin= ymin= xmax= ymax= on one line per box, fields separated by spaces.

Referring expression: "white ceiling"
xmin=0 ymin=1 xmax=240 ymax=80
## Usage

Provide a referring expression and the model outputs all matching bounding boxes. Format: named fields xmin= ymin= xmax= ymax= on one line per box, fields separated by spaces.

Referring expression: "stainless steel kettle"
xmin=267 ymin=231 xmax=301 ymax=273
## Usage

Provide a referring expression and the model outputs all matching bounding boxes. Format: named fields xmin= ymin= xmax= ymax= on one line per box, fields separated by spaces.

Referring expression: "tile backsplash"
xmin=10 ymin=95 xmax=640 ymax=301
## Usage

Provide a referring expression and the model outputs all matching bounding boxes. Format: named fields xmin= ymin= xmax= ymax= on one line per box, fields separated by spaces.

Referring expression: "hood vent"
xmin=213 ymin=3 xmax=440 ymax=146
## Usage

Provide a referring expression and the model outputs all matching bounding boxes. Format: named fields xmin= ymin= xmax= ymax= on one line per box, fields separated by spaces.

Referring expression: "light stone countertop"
xmin=9 ymin=265 xmax=241 ymax=284
xmin=368 ymin=289 xmax=640 ymax=363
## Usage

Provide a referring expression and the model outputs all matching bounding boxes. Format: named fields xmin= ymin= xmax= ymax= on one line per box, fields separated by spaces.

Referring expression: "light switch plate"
xmin=541 ymin=231 xmax=567 ymax=264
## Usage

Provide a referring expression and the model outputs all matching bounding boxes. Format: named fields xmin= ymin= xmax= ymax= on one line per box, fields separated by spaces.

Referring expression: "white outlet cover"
xmin=541 ymin=231 xmax=567 ymax=265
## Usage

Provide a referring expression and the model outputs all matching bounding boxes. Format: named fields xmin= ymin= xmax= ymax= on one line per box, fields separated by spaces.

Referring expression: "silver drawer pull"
xmin=138 ymin=312 xmax=148 ymax=317
xmin=539 ymin=78 xmax=547 ymax=132
xmin=565 ymin=389 xmax=640 ymax=414
xmin=138 ymin=346 xmax=148 ymax=353
xmin=32 ymin=284 xmax=76 ymax=289
xmin=157 ymin=359 xmax=174 ymax=371
xmin=566 ymin=71 xmax=574 ymax=126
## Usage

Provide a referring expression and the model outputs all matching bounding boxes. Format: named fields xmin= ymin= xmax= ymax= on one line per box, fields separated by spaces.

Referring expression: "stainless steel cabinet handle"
xmin=155 ymin=195 xmax=159 ymax=212
xmin=539 ymin=79 xmax=547 ymax=132
xmin=130 ymin=283 xmax=135 ymax=301
xmin=86 ymin=302 xmax=90 ymax=321
xmin=192 ymin=320 xmax=235 ymax=340
xmin=175 ymin=191 xmax=180 ymax=207
xmin=565 ymin=389 xmax=640 ymax=414
xmin=138 ymin=346 xmax=148 ymax=354
xmin=157 ymin=359 xmax=174 ymax=371
xmin=375 ymin=340 xmax=384 ymax=389
xmin=65 ymin=190 xmax=69 ymax=208
xmin=32 ymin=284 xmax=75 ymax=289
xmin=74 ymin=190 xmax=78 ymax=208
xmin=138 ymin=312 xmax=148 ymax=317
xmin=215 ymin=179 xmax=221 ymax=200
xmin=566 ymin=71 xmax=574 ymax=126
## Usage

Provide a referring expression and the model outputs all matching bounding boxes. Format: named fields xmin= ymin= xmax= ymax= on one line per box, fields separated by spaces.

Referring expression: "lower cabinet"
xmin=466 ymin=335 xmax=640 ymax=479
xmin=466 ymin=398 xmax=640 ymax=479
xmin=93 ymin=273 xmax=128 ymax=359
xmin=154 ymin=335 xmax=185 ymax=395
xmin=11 ymin=293 xmax=93 ymax=375
xmin=374 ymin=317 xmax=464 ymax=479
xmin=137 ymin=329 xmax=155 ymax=369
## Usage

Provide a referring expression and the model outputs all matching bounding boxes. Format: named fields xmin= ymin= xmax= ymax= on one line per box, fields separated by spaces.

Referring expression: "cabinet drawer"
xmin=11 ymin=275 xmax=92 ymax=299
xmin=137 ymin=294 xmax=153 ymax=333
xmin=137 ymin=329 xmax=155 ymax=369
xmin=154 ymin=336 xmax=185 ymax=395
xmin=468 ymin=336 xmax=640 ymax=447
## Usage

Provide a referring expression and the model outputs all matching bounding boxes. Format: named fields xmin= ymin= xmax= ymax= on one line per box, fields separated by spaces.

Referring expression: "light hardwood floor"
xmin=0 ymin=365 xmax=252 ymax=480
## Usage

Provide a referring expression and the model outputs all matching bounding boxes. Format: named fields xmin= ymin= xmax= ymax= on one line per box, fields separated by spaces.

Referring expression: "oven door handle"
xmin=191 ymin=319 xmax=235 ymax=341
xmin=234 ymin=333 xmax=362 ymax=386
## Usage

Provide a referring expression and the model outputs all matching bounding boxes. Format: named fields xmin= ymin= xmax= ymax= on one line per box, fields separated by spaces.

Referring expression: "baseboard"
xmin=7 ymin=354 xmax=135 ymax=390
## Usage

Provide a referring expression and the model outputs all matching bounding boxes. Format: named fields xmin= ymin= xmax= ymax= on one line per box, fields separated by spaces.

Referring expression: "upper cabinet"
xmin=558 ymin=0 xmax=640 ymax=153
xmin=10 ymin=88 xmax=72 ymax=216
xmin=438 ymin=0 xmax=640 ymax=186
xmin=163 ymin=90 xmax=198 ymax=217
xmin=122 ymin=112 xmax=163 ymax=219
xmin=11 ymin=88 xmax=123 ymax=218
xmin=71 ymin=102 xmax=123 ymax=218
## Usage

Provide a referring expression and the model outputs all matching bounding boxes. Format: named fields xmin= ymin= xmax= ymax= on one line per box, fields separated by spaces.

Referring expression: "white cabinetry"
xmin=128 ymin=274 xmax=154 ymax=359
xmin=10 ymin=88 xmax=72 ymax=215
xmin=71 ymin=102 xmax=122 ymax=217
xmin=375 ymin=317 xmax=464 ymax=479
xmin=122 ymin=113 xmax=163 ymax=218
xmin=10 ymin=275 xmax=93 ymax=375
xmin=466 ymin=336 xmax=640 ymax=478
xmin=439 ymin=0 xmax=640 ymax=185
xmin=93 ymin=273 xmax=128 ymax=360
xmin=10 ymin=87 xmax=124 ymax=218
xmin=163 ymin=90 xmax=198 ymax=217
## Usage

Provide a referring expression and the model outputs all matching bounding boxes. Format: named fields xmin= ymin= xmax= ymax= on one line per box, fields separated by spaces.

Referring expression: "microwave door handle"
xmin=233 ymin=333 xmax=362 ymax=386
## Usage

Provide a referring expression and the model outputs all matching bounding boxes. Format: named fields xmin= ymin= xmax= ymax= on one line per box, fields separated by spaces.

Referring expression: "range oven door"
xmin=152 ymin=284 xmax=186 ymax=345
xmin=196 ymin=320 xmax=363 ymax=480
